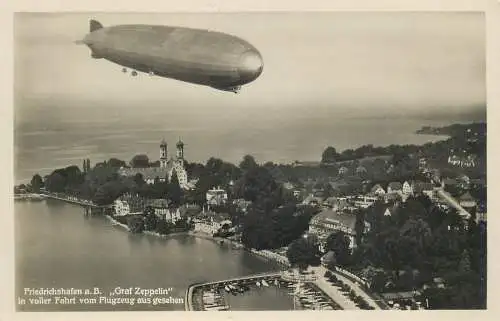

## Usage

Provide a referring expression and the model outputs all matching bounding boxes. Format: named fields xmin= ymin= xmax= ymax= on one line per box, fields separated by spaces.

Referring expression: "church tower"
xmin=160 ymin=139 xmax=168 ymax=168
xmin=176 ymin=139 xmax=184 ymax=160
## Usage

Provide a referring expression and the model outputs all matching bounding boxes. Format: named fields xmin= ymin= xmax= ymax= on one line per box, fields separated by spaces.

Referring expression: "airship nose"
xmin=237 ymin=50 xmax=264 ymax=83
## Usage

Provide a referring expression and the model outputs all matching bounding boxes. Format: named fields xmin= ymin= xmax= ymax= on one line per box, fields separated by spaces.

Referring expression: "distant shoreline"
xmin=15 ymin=122 xmax=467 ymax=185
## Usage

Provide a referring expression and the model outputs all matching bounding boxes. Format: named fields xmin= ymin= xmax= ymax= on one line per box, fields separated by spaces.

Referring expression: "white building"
xmin=308 ymin=210 xmax=370 ymax=249
xmin=353 ymin=195 xmax=378 ymax=209
xmin=206 ymin=187 xmax=228 ymax=206
xmin=402 ymin=181 xmax=413 ymax=196
xmin=113 ymin=194 xmax=145 ymax=216
xmin=114 ymin=199 xmax=131 ymax=216
xmin=370 ymin=184 xmax=386 ymax=196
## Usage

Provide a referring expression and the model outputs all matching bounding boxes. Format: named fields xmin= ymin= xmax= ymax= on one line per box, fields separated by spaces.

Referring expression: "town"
xmin=14 ymin=122 xmax=487 ymax=310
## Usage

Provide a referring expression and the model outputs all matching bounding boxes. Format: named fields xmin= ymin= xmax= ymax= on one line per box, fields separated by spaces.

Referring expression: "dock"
xmin=185 ymin=271 xmax=282 ymax=311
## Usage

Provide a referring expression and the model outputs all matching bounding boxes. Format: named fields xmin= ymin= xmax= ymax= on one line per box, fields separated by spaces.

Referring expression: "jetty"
xmin=39 ymin=192 xmax=112 ymax=215
xmin=186 ymin=271 xmax=282 ymax=311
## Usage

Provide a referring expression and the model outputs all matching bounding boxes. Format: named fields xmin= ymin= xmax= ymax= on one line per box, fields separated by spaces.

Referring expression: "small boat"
xmin=224 ymin=286 xmax=231 ymax=292
xmin=256 ymin=281 xmax=261 ymax=287
xmin=261 ymin=280 xmax=269 ymax=287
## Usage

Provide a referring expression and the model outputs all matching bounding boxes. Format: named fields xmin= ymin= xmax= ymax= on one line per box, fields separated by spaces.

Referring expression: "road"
xmin=435 ymin=188 xmax=471 ymax=219
xmin=311 ymin=266 xmax=384 ymax=310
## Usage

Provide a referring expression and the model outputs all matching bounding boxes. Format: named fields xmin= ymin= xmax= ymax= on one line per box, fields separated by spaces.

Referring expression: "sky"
xmin=14 ymin=12 xmax=486 ymax=118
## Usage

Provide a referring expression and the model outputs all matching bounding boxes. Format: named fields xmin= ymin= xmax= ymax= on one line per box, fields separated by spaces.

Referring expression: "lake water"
xmin=15 ymin=200 xmax=292 ymax=311
xmin=13 ymin=97 xmax=468 ymax=184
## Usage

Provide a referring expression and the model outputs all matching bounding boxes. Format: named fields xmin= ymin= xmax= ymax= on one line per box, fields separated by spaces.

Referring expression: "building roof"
xmin=146 ymin=199 xmax=169 ymax=208
xmin=387 ymin=182 xmax=402 ymax=190
xmin=311 ymin=210 xmax=357 ymax=231
xmin=371 ymin=184 xmax=385 ymax=193
xmin=321 ymin=251 xmax=336 ymax=264
xmin=212 ymin=212 xmax=231 ymax=223
xmin=459 ymin=192 xmax=476 ymax=202
xmin=356 ymin=166 xmax=367 ymax=173
xmin=120 ymin=166 xmax=171 ymax=180
xmin=412 ymin=181 xmax=434 ymax=193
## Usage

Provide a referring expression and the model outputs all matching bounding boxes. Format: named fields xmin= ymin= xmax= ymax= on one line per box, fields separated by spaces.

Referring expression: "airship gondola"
xmin=78 ymin=19 xmax=263 ymax=93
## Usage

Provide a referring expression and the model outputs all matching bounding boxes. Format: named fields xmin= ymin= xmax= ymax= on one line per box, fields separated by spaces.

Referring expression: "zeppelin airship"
xmin=77 ymin=19 xmax=264 ymax=93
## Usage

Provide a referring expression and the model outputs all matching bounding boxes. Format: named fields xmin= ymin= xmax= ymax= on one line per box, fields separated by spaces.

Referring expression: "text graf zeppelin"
xmin=18 ymin=287 xmax=185 ymax=307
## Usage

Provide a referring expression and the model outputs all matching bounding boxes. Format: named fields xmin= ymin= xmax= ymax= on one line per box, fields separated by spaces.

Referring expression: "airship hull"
xmin=82 ymin=22 xmax=263 ymax=91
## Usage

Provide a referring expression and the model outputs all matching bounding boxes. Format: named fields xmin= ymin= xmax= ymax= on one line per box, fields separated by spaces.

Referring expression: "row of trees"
xmin=347 ymin=196 xmax=486 ymax=309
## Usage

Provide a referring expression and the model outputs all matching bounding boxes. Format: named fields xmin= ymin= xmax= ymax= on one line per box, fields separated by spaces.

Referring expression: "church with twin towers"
xmin=119 ymin=138 xmax=189 ymax=189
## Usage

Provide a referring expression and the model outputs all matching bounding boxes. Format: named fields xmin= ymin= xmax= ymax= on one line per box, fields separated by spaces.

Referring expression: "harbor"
xmin=186 ymin=271 xmax=342 ymax=311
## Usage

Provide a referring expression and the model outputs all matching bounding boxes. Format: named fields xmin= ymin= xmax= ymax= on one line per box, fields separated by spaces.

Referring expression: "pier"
xmin=185 ymin=271 xmax=282 ymax=311
xmin=40 ymin=193 xmax=112 ymax=215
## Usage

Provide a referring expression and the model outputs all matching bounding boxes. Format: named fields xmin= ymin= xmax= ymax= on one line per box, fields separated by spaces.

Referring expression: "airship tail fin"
xmin=90 ymin=19 xmax=103 ymax=32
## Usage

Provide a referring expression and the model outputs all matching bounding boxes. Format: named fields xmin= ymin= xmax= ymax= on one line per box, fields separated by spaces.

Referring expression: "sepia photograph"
xmin=13 ymin=11 xmax=486 ymax=312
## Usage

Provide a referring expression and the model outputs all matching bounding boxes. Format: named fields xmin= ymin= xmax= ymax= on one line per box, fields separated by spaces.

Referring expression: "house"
xmin=113 ymin=194 xmax=145 ymax=216
xmin=322 ymin=197 xmax=337 ymax=209
xmin=411 ymin=181 xmax=434 ymax=195
xmin=145 ymin=198 xmax=170 ymax=218
xmin=402 ymin=181 xmax=413 ymax=196
xmin=387 ymin=182 xmax=403 ymax=194
xmin=206 ymin=187 xmax=228 ymax=206
xmin=114 ymin=199 xmax=131 ymax=217
xmin=309 ymin=209 xmax=370 ymax=249
xmin=232 ymin=198 xmax=252 ymax=213
xmin=356 ymin=166 xmax=367 ymax=175
xmin=165 ymin=207 xmax=183 ymax=223
xmin=457 ymin=175 xmax=470 ymax=186
xmin=194 ymin=212 xmax=232 ymax=235
xmin=370 ymin=184 xmax=386 ymax=196
xmin=353 ymin=195 xmax=378 ymax=209
xmin=418 ymin=158 xmax=427 ymax=168
xmin=212 ymin=213 xmax=233 ymax=234
xmin=383 ymin=192 xmax=402 ymax=204
xmin=448 ymin=154 xmax=477 ymax=168
xmin=302 ymin=194 xmax=324 ymax=206
xmin=338 ymin=166 xmax=349 ymax=176
xmin=458 ymin=192 xmax=477 ymax=209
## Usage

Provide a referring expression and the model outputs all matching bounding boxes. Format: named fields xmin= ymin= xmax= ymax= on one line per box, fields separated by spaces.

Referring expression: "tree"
xmin=399 ymin=218 xmax=432 ymax=252
xmin=144 ymin=206 xmax=158 ymax=231
xmin=133 ymin=173 xmax=145 ymax=186
xmin=458 ymin=249 xmax=471 ymax=274
xmin=354 ymin=209 xmax=366 ymax=246
xmin=44 ymin=172 xmax=66 ymax=193
xmin=325 ymin=231 xmax=351 ymax=267
xmin=127 ymin=216 xmax=144 ymax=233
xmin=234 ymin=166 xmax=280 ymax=203
xmin=239 ymin=155 xmax=258 ymax=171
xmin=130 ymin=154 xmax=150 ymax=168
xmin=155 ymin=219 xmax=172 ymax=235
xmin=168 ymin=170 xmax=183 ymax=207
xmin=286 ymin=236 xmax=321 ymax=270
xmin=108 ymin=158 xmax=127 ymax=168
xmin=30 ymin=174 xmax=43 ymax=193
xmin=92 ymin=181 xmax=126 ymax=205
xmin=321 ymin=146 xmax=338 ymax=164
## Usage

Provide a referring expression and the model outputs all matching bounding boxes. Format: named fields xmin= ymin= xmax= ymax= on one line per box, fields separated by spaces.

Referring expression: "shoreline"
xmin=103 ymin=215 xmax=289 ymax=267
